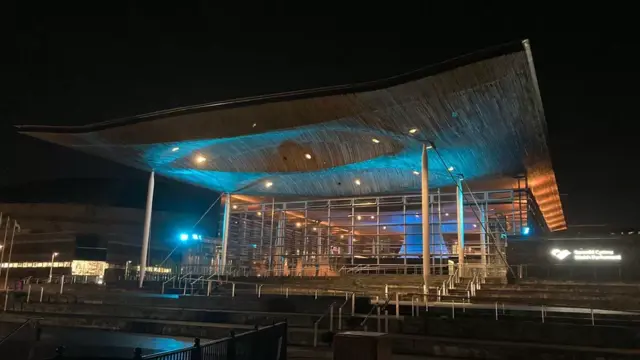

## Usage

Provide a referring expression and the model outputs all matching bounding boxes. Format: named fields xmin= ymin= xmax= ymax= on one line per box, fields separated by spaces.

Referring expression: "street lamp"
xmin=48 ymin=252 xmax=59 ymax=283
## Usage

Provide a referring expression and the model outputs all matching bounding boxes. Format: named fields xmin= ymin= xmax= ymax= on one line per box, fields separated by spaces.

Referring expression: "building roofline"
xmin=16 ymin=40 xmax=525 ymax=134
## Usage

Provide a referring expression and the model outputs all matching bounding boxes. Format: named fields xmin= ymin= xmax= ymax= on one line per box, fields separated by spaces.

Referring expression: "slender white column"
xmin=0 ymin=214 xmax=7 ymax=280
xmin=138 ymin=171 xmax=155 ymax=288
xmin=421 ymin=144 xmax=430 ymax=286
xmin=221 ymin=193 xmax=231 ymax=274
xmin=456 ymin=177 xmax=465 ymax=268
xmin=481 ymin=206 xmax=487 ymax=267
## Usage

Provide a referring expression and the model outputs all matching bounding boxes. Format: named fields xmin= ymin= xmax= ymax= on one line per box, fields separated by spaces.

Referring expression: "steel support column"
xmin=221 ymin=193 xmax=231 ymax=275
xmin=138 ymin=171 xmax=155 ymax=288
xmin=456 ymin=177 xmax=465 ymax=268
xmin=421 ymin=144 xmax=430 ymax=285
xmin=480 ymin=204 xmax=487 ymax=266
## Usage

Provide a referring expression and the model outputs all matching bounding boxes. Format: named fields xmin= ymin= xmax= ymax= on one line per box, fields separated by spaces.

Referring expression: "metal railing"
xmin=161 ymin=276 xmax=176 ymax=294
xmin=313 ymin=302 xmax=336 ymax=347
xmin=0 ymin=318 xmax=41 ymax=357
xmin=141 ymin=321 xmax=287 ymax=360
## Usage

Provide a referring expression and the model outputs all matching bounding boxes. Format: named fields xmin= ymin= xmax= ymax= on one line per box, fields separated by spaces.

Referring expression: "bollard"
xmin=338 ymin=307 xmax=343 ymax=330
xmin=258 ymin=284 xmax=263 ymax=298
xmin=463 ymin=298 xmax=466 ymax=313
xmin=313 ymin=322 xmax=318 ymax=347
xmin=27 ymin=285 xmax=31 ymax=303
xmin=376 ymin=306 xmax=381 ymax=332
xmin=411 ymin=297 xmax=415 ymax=317
xmin=60 ymin=275 xmax=65 ymax=294
xmin=591 ymin=308 xmax=595 ymax=326
xmin=502 ymin=303 xmax=505 ymax=315
xmin=162 ymin=283 xmax=166 ymax=294
xmin=345 ymin=292 xmax=348 ymax=300
xmin=207 ymin=281 xmax=212 ymax=296
xmin=286 ymin=287 xmax=289 ymax=298
xmin=384 ymin=284 xmax=388 ymax=298
xmin=384 ymin=309 xmax=389 ymax=332
xmin=329 ymin=304 xmax=334 ymax=332
xmin=40 ymin=287 xmax=44 ymax=303
xmin=451 ymin=300 xmax=455 ymax=319
xmin=255 ymin=284 xmax=258 ymax=295
xmin=541 ymin=305 xmax=545 ymax=323
xmin=315 ymin=289 xmax=318 ymax=299
xmin=395 ymin=293 xmax=400 ymax=319
xmin=183 ymin=281 xmax=187 ymax=295
xmin=495 ymin=302 xmax=498 ymax=320
xmin=422 ymin=284 xmax=427 ymax=303
xmin=232 ymin=283 xmax=236 ymax=298
xmin=351 ymin=293 xmax=355 ymax=315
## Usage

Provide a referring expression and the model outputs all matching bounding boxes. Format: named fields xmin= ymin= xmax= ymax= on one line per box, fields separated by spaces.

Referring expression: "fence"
xmin=140 ymin=321 xmax=287 ymax=360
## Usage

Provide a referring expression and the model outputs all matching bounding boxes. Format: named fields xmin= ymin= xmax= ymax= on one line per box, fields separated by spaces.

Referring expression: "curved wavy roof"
xmin=18 ymin=39 xmax=566 ymax=231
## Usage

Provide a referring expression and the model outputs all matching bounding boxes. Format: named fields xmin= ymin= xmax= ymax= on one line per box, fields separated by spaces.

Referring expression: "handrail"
xmin=189 ymin=276 xmax=204 ymax=295
xmin=0 ymin=318 xmax=41 ymax=346
xmin=161 ymin=276 xmax=176 ymax=294
xmin=313 ymin=301 xmax=336 ymax=347
xmin=465 ymin=271 xmax=478 ymax=298
xmin=360 ymin=294 xmax=392 ymax=330
xmin=337 ymin=294 xmax=352 ymax=330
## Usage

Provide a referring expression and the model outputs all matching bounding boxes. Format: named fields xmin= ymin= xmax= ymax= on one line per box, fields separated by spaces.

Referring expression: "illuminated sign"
xmin=550 ymin=248 xmax=622 ymax=261
xmin=72 ymin=260 xmax=108 ymax=276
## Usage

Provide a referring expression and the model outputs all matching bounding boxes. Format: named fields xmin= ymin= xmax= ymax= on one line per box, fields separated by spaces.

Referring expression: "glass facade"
xmin=223 ymin=187 xmax=540 ymax=276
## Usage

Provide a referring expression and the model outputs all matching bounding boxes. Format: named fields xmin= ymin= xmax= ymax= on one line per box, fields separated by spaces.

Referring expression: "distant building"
xmin=0 ymin=179 xmax=220 ymax=281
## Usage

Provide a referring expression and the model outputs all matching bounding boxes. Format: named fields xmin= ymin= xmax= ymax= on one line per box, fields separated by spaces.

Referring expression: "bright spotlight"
xmin=257 ymin=211 xmax=262 ymax=216
xmin=409 ymin=128 xmax=418 ymax=134
xmin=179 ymin=233 xmax=189 ymax=241
xmin=192 ymin=234 xmax=199 ymax=240
xmin=304 ymin=153 xmax=312 ymax=159
xmin=295 ymin=222 xmax=302 ymax=228
xmin=445 ymin=213 xmax=449 ymax=216
xmin=522 ymin=226 xmax=531 ymax=235
xmin=413 ymin=171 xmax=420 ymax=175
xmin=382 ymin=226 xmax=387 ymax=230
xmin=371 ymin=138 xmax=380 ymax=143
xmin=312 ymin=227 xmax=317 ymax=231
xmin=265 ymin=181 xmax=273 ymax=188
xmin=232 ymin=205 xmax=237 ymax=209
xmin=357 ymin=215 xmax=362 ymax=221
xmin=370 ymin=215 xmax=375 ymax=219
xmin=171 ymin=147 xmax=180 ymax=152
xmin=447 ymin=166 xmax=454 ymax=172
xmin=195 ymin=155 xmax=207 ymax=163
xmin=354 ymin=179 xmax=361 ymax=186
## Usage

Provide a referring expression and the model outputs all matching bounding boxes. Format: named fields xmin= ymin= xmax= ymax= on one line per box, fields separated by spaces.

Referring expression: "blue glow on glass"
xmin=192 ymin=234 xmax=199 ymax=240
xmin=522 ymin=226 xmax=530 ymax=235
xmin=179 ymin=233 xmax=189 ymax=241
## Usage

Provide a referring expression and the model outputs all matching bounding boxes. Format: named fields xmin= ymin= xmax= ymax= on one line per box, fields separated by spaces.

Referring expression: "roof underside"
xmin=19 ymin=41 xmax=566 ymax=231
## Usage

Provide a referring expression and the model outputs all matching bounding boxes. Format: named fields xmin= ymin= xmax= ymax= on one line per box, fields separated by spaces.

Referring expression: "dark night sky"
xmin=1 ymin=4 xmax=638 ymax=228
